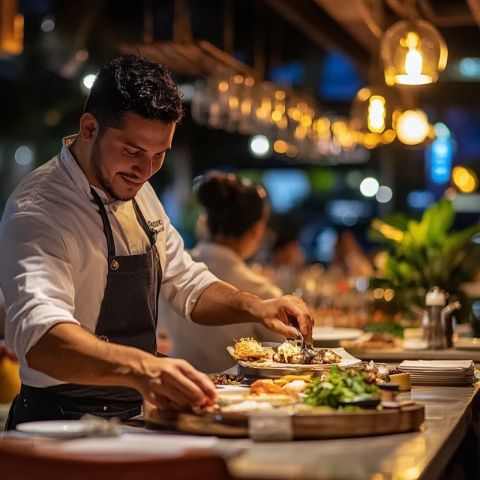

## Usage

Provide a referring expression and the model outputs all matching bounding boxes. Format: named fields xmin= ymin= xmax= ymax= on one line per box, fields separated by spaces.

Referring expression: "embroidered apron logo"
xmin=147 ymin=219 xmax=164 ymax=242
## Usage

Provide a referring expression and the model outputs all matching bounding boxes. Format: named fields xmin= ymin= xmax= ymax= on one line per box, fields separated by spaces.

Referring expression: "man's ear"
xmin=78 ymin=113 xmax=99 ymax=142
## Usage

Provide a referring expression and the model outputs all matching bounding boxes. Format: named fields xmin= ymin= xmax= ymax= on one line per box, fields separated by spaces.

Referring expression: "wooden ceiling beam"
xmin=418 ymin=0 xmax=477 ymax=27
xmin=263 ymin=0 xmax=370 ymax=74
xmin=466 ymin=0 xmax=480 ymax=26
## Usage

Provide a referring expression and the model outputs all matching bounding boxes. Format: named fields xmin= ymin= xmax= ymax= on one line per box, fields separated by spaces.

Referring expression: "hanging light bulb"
xmin=367 ymin=96 xmax=387 ymax=133
xmin=349 ymin=85 xmax=400 ymax=148
xmin=403 ymin=32 xmax=425 ymax=82
xmin=381 ymin=20 xmax=448 ymax=86
xmin=395 ymin=109 xmax=430 ymax=145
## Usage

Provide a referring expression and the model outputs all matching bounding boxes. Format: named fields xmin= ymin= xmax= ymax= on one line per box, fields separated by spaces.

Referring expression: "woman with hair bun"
xmin=157 ymin=172 xmax=283 ymax=372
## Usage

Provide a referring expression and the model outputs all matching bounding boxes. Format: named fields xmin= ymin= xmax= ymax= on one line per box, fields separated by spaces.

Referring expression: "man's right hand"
xmin=136 ymin=357 xmax=217 ymax=410
xmin=26 ymin=323 xmax=216 ymax=412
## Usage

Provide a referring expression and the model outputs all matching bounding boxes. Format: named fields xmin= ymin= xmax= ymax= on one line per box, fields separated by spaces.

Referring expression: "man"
xmin=0 ymin=56 xmax=312 ymax=429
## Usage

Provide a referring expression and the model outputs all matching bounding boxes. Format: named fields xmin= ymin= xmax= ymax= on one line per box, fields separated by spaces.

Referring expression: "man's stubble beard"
xmin=90 ymin=139 xmax=133 ymax=202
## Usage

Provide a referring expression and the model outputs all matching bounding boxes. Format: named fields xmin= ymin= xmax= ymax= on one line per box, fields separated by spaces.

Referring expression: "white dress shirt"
xmin=0 ymin=136 xmax=218 ymax=387
xmin=157 ymin=242 xmax=283 ymax=373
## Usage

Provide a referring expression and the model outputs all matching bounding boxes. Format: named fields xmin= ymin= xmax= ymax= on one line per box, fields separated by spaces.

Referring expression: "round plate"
xmin=16 ymin=420 xmax=90 ymax=437
xmin=236 ymin=357 xmax=361 ymax=378
xmin=227 ymin=344 xmax=361 ymax=378
xmin=312 ymin=327 xmax=364 ymax=342
xmin=454 ymin=338 xmax=480 ymax=351
xmin=215 ymin=385 xmax=250 ymax=393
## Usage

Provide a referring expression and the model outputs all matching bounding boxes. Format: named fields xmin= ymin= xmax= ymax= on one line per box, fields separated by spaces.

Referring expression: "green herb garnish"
xmin=303 ymin=366 xmax=379 ymax=408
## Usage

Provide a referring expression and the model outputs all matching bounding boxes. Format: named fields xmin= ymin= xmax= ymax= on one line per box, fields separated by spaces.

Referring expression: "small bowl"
xmin=339 ymin=397 xmax=380 ymax=409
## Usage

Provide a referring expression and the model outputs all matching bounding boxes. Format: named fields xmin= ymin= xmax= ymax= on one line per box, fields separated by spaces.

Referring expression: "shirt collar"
xmin=59 ymin=134 xmax=126 ymax=208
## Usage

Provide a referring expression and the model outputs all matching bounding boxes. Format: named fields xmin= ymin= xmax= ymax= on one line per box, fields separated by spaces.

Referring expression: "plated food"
xmin=229 ymin=338 xmax=347 ymax=370
xmin=388 ymin=369 xmax=412 ymax=391
xmin=233 ymin=338 xmax=274 ymax=362
xmin=208 ymin=373 xmax=249 ymax=386
xmin=145 ymin=365 xmax=424 ymax=439
xmin=341 ymin=332 xmax=402 ymax=352
xmin=206 ymin=365 xmax=402 ymax=413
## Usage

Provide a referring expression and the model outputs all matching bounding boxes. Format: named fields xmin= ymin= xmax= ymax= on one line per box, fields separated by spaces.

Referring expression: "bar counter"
xmin=2 ymin=384 xmax=479 ymax=480
xmin=217 ymin=384 xmax=480 ymax=480
xmin=349 ymin=348 xmax=480 ymax=363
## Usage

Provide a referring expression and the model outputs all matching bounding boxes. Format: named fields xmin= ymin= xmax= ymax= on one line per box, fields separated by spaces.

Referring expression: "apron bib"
xmin=6 ymin=189 xmax=161 ymax=428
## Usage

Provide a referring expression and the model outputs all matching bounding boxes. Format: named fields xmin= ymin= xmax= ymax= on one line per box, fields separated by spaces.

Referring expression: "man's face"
xmin=90 ymin=112 xmax=176 ymax=201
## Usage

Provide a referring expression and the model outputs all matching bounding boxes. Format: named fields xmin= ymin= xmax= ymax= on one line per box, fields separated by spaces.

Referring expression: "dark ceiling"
xmin=1 ymin=1 xmax=480 ymax=173
xmin=0 ymin=0 xmax=479 ymax=242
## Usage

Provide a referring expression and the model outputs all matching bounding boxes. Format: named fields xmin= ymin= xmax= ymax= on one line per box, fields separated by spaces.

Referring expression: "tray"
xmin=145 ymin=403 xmax=425 ymax=439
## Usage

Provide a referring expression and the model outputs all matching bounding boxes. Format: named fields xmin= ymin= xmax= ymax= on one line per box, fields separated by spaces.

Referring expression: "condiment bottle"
xmin=423 ymin=287 xmax=447 ymax=350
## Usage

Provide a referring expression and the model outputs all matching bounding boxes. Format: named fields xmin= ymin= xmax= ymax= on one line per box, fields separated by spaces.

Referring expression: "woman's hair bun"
xmin=195 ymin=173 xmax=238 ymax=211
xmin=193 ymin=171 xmax=267 ymax=237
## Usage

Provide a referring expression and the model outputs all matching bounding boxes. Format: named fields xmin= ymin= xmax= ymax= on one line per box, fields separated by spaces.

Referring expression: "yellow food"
xmin=251 ymin=379 xmax=283 ymax=395
xmin=233 ymin=338 xmax=272 ymax=361
xmin=0 ymin=355 xmax=20 ymax=403
xmin=389 ymin=372 xmax=411 ymax=391
xmin=274 ymin=374 xmax=313 ymax=385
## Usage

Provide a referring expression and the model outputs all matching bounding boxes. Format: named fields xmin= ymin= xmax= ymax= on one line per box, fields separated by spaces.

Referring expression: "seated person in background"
xmin=272 ymin=233 xmax=306 ymax=270
xmin=263 ymin=221 xmax=306 ymax=294
xmin=157 ymin=172 xmax=283 ymax=372
xmin=332 ymin=230 xmax=374 ymax=278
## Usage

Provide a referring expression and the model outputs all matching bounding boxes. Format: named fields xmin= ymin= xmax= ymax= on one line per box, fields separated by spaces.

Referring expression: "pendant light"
xmin=381 ymin=19 xmax=448 ymax=86
xmin=394 ymin=109 xmax=430 ymax=145
xmin=350 ymin=85 xmax=400 ymax=148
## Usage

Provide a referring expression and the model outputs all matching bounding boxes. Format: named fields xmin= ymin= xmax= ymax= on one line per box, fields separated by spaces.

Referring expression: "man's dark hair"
xmin=84 ymin=55 xmax=183 ymax=133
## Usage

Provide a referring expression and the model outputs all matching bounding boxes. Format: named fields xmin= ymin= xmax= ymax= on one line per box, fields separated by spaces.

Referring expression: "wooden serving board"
xmin=144 ymin=402 xmax=425 ymax=440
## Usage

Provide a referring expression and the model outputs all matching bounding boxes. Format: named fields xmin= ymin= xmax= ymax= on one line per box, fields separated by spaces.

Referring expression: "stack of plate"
xmin=398 ymin=360 xmax=476 ymax=385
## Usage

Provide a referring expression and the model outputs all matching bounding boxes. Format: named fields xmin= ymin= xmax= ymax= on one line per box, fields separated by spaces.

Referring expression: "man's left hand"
xmin=253 ymin=295 xmax=314 ymax=343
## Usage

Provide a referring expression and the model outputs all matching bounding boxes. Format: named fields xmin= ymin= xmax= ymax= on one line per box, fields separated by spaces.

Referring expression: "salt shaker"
xmin=423 ymin=287 xmax=447 ymax=350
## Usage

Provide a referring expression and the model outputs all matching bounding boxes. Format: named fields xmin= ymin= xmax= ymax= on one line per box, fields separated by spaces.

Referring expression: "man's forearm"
xmin=191 ymin=282 xmax=314 ymax=341
xmin=26 ymin=323 xmax=152 ymax=390
xmin=190 ymin=282 xmax=262 ymax=326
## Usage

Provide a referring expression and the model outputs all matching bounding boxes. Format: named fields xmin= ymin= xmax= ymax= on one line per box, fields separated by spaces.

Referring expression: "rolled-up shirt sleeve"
xmin=159 ymin=216 xmax=218 ymax=321
xmin=0 ymin=212 xmax=79 ymax=363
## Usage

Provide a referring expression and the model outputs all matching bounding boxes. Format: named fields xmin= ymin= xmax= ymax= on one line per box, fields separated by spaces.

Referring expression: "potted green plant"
xmin=369 ymin=199 xmax=480 ymax=325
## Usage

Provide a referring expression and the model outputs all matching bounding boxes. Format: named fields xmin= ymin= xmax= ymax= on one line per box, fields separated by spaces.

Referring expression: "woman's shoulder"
xmin=212 ymin=258 xmax=282 ymax=298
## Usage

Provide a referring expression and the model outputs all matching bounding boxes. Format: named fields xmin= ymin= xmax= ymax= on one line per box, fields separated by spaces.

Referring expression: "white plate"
xmin=231 ymin=346 xmax=361 ymax=375
xmin=237 ymin=357 xmax=361 ymax=371
xmin=16 ymin=420 xmax=91 ymax=437
xmin=454 ymin=338 xmax=480 ymax=351
xmin=215 ymin=385 xmax=250 ymax=392
xmin=312 ymin=327 xmax=363 ymax=342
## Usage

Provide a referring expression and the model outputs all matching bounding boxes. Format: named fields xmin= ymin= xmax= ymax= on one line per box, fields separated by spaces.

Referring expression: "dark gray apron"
xmin=6 ymin=188 xmax=161 ymax=429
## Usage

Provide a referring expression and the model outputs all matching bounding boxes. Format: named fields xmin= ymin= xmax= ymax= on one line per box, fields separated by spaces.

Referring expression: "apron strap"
xmin=90 ymin=188 xmax=116 ymax=257
xmin=90 ymin=188 xmax=156 ymax=252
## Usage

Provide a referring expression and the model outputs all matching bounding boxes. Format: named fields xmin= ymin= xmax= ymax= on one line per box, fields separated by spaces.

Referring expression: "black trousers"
xmin=5 ymin=384 xmax=141 ymax=431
